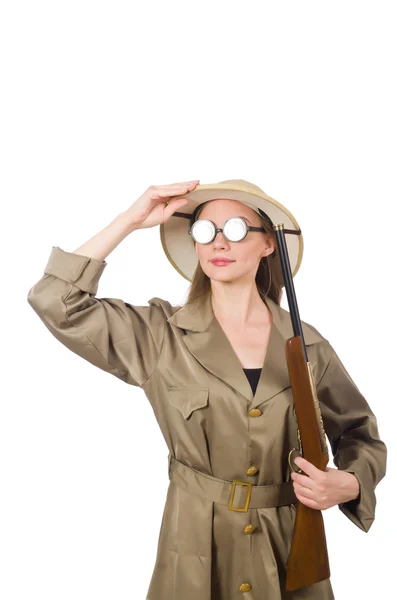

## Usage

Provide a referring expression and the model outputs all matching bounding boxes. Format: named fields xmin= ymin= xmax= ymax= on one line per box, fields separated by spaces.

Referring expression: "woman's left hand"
xmin=291 ymin=456 xmax=360 ymax=510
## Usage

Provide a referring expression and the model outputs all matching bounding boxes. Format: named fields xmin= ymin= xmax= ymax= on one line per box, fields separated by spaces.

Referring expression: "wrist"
xmin=349 ymin=473 xmax=360 ymax=501
xmin=118 ymin=211 xmax=141 ymax=234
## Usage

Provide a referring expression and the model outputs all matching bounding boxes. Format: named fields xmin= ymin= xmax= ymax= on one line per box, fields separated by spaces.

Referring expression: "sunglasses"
xmin=188 ymin=217 xmax=267 ymax=244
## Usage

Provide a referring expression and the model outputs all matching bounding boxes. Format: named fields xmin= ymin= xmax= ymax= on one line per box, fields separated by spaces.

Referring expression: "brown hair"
xmin=185 ymin=206 xmax=284 ymax=308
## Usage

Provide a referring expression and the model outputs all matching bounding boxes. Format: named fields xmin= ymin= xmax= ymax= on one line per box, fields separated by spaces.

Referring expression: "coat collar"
xmin=167 ymin=293 xmax=323 ymax=409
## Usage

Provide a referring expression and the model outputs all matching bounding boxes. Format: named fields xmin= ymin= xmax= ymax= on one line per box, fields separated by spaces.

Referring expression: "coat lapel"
xmin=166 ymin=293 xmax=323 ymax=409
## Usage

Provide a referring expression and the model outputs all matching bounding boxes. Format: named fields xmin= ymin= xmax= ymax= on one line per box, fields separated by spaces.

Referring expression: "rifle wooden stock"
xmin=285 ymin=335 xmax=331 ymax=592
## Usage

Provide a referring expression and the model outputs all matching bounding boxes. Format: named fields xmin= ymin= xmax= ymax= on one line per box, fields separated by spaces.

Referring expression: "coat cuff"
xmin=337 ymin=463 xmax=376 ymax=533
xmin=44 ymin=246 xmax=107 ymax=295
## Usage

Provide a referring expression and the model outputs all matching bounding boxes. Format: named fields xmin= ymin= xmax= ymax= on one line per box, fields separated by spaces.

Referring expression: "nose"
xmin=212 ymin=229 xmax=230 ymax=247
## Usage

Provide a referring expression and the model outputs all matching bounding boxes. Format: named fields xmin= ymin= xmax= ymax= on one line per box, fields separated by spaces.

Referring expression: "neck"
xmin=210 ymin=281 xmax=272 ymax=328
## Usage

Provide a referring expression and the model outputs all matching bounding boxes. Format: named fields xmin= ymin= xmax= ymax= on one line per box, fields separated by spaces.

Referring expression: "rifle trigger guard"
xmin=288 ymin=448 xmax=304 ymax=474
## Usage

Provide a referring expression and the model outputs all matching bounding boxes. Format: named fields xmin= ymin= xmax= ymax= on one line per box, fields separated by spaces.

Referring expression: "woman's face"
xmin=194 ymin=199 xmax=275 ymax=283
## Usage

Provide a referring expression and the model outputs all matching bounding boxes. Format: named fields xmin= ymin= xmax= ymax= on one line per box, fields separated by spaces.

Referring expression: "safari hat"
xmin=160 ymin=179 xmax=303 ymax=282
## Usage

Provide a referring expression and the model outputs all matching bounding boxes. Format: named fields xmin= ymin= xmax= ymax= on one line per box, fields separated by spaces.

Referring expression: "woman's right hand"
xmin=124 ymin=180 xmax=200 ymax=230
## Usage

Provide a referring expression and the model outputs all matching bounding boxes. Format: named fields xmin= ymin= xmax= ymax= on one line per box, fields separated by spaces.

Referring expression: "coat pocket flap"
xmin=168 ymin=387 xmax=209 ymax=420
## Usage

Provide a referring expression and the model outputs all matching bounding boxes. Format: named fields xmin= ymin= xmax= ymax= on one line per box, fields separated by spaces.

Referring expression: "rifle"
xmin=273 ymin=224 xmax=331 ymax=592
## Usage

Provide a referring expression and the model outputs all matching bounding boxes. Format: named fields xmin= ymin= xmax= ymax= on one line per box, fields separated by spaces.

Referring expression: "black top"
xmin=242 ymin=367 xmax=262 ymax=395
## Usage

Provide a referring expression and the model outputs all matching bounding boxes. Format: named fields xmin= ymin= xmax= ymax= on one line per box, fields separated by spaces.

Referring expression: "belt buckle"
xmin=228 ymin=480 xmax=252 ymax=512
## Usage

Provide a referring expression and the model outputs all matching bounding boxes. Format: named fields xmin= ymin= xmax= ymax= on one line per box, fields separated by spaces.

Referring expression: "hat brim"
xmin=160 ymin=182 xmax=304 ymax=283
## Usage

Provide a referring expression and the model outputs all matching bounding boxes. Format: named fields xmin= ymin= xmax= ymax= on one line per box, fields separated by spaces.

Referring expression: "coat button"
xmin=244 ymin=524 xmax=256 ymax=534
xmin=239 ymin=582 xmax=252 ymax=592
xmin=248 ymin=408 xmax=262 ymax=417
xmin=246 ymin=466 xmax=258 ymax=476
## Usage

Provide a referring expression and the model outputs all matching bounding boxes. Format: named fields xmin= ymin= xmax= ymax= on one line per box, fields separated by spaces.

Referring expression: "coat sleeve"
xmin=316 ymin=343 xmax=387 ymax=533
xmin=27 ymin=246 xmax=166 ymax=387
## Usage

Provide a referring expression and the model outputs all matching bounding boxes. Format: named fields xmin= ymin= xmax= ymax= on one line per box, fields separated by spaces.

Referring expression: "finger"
xmin=155 ymin=189 xmax=192 ymax=198
xmin=168 ymin=180 xmax=200 ymax=186
xmin=295 ymin=491 xmax=321 ymax=510
xmin=293 ymin=481 xmax=316 ymax=499
xmin=163 ymin=198 xmax=189 ymax=216
xmin=164 ymin=197 xmax=189 ymax=208
xmin=151 ymin=187 xmax=196 ymax=200
xmin=147 ymin=191 xmax=189 ymax=205
xmin=294 ymin=457 xmax=324 ymax=481
xmin=155 ymin=181 xmax=199 ymax=189
xmin=291 ymin=471 xmax=315 ymax=490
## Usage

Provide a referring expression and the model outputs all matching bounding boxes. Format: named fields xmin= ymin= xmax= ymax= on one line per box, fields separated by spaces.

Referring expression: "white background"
xmin=1 ymin=1 xmax=395 ymax=598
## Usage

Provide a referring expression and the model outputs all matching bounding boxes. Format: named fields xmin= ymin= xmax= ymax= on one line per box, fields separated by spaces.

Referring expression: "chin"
xmin=204 ymin=268 xmax=239 ymax=283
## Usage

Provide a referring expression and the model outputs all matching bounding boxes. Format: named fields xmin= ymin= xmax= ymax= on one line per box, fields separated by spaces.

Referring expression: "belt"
xmin=168 ymin=454 xmax=297 ymax=512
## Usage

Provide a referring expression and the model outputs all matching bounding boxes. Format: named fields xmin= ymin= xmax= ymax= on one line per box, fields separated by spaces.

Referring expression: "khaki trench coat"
xmin=27 ymin=246 xmax=387 ymax=600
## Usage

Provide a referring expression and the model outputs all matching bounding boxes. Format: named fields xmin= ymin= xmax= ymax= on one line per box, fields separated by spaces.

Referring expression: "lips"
xmin=210 ymin=259 xmax=234 ymax=265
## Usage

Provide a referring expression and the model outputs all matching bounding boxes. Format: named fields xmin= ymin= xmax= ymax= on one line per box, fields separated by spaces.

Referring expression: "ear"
xmin=260 ymin=242 xmax=272 ymax=259
xmin=264 ymin=235 xmax=276 ymax=258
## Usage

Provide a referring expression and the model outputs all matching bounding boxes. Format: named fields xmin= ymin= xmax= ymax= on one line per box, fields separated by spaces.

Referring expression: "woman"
xmin=27 ymin=179 xmax=387 ymax=599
